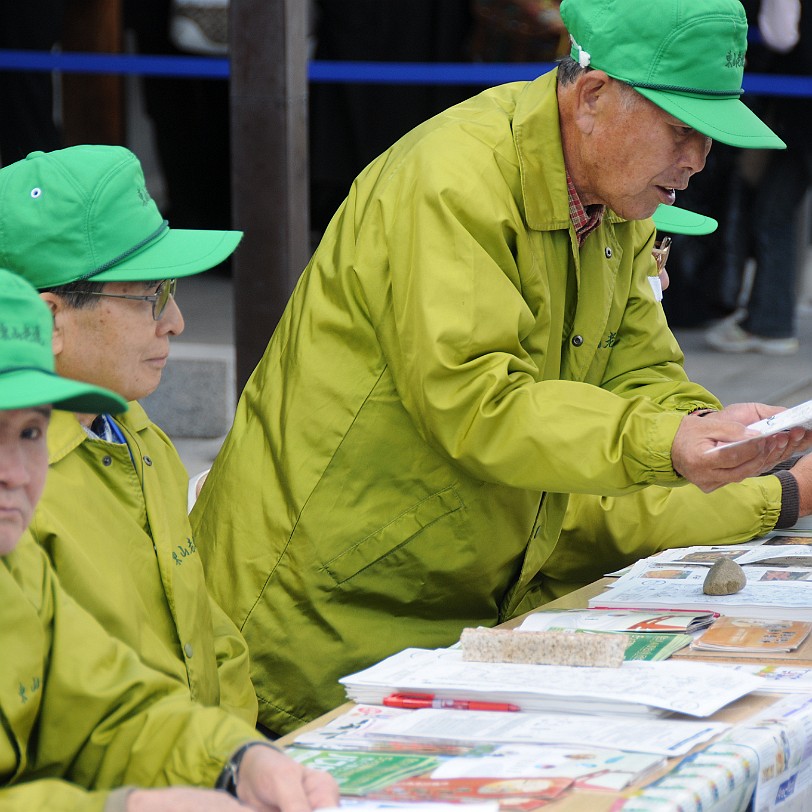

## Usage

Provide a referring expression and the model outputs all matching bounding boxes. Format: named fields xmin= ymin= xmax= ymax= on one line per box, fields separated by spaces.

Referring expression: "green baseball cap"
xmin=559 ymin=0 xmax=785 ymax=150
xmin=652 ymin=204 xmax=717 ymax=235
xmin=0 ymin=145 xmax=243 ymax=289
xmin=0 ymin=270 xmax=127 ymax=413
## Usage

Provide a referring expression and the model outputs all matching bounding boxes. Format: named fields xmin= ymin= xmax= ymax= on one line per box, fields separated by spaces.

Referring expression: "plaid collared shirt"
xmin=566 ymin=171 xmax=605 ymax=247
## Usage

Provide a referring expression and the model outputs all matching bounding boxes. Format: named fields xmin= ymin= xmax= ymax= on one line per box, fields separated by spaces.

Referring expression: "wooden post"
xmin=61 ymin=0 xmax=124 ymax=145
xmin=230 ymin=0 xmax=309 ymax=391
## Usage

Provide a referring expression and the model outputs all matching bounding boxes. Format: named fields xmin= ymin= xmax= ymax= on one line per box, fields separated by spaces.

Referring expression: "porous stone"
xmin=460 ymin=627 xmax=628 ymax=668
xmin=703 ymin=557 xmax=747 ymax=595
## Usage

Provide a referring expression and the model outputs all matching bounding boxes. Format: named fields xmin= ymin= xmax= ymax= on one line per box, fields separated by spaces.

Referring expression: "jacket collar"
xmin=47 ymin=401 xmax=150 ymax=465
xmin=512 ymin=68 xmax=626 ymax=233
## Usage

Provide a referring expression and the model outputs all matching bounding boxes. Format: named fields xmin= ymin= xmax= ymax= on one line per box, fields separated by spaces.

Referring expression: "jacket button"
xmin=143 ymin=456 xmax=153 ymax=466
xmin=102 ymin=456 xmax=112 ymax=467
xmin=605 ymin=247 xmax=613 ymax=258
xmin=571 ymin=335 xmax=584 ymax=347
xmin=184 ymin=643 xmax=194 ymax=658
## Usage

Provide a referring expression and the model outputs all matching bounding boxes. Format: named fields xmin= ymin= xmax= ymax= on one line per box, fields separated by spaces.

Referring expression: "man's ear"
xmin=38 ymin=292 xmax=65 ymax=357
xmin=570 ymin=70 xmax=612 ymax=135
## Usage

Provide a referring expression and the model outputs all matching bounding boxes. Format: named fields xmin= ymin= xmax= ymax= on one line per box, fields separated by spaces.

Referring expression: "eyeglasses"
xmin=651 ymin=236 xmax=672 ymax=273
xmin=81 ymin=279 xmax=178 ymax=320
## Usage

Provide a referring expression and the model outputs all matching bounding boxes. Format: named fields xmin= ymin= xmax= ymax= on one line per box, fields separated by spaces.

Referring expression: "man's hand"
xmin=126 ymin=746 xmax=338 ymax=812
xmin=237 ymin=744 xmax=340 ymax=812
xmin=671 ymin=405 xmax=812 ymax=492
xmin=718 ymin=402 xmax=812 ymax=468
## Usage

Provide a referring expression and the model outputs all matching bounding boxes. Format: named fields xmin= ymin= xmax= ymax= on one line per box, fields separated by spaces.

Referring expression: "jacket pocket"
xmin=320 ymin=486 xmax=464 ymax=585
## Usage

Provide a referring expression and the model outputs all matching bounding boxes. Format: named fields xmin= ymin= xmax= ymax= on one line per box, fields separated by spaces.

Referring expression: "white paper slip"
xmin=291 ymin=705 xmax=417 ymax=752
xmin=339 ymin=647 xmax=763 ymax=717
xmin=518 ymin=608 xmax=716 ymax=634
xmin=430 ymin=743 xmax=664 ymax=785
xmin=708 ymin=398 xmax=812 ymax=451
xmin=590 ymin=556 xmax=812 ymax=621
xmin=711 ymin=664 xmax=812 ymax=694
xmin=366 ymin=708 xmax=729 ymax=757
xmin=645 ymin=543 xmax=812 ymax=569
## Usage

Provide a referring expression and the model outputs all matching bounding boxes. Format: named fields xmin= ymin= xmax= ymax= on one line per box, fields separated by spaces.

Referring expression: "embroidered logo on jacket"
xmin=600 ymin=331 xmax=619 ymax=349
xmin=172 ymin=537 xmax=198 ymax=566
xmin=18 ymin=675 xmax=41 ymax=703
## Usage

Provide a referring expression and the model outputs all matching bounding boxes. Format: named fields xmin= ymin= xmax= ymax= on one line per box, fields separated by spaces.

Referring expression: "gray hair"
xmin=39 ymin=281 xmax=105 ymax=310
xmin=556 ymin=54 xmax=590 ymax=86
xmin=556 ymin=54 xmax=643 ymax=111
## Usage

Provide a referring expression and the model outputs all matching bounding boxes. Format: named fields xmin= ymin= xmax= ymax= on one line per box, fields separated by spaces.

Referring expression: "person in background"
xmin=706 ymin=0 xmax=811 ymax=355
xmin=0 ymin=270 xmax=339 ymax=811
xmin=193 ymin=0 xmax=812 ymax=734
xmin=124 ymin=0 xmax=231 ymax=241
xmin=0 ymin=145 xmax=257 ymax=726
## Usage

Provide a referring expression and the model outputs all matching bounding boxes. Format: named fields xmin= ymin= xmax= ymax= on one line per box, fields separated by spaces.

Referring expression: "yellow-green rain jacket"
xmin=193 ymin=69 xmax=720 ymax=734
xmin=1 ymin=538 xmax=262 ymax=811
xmin=25 ymin=405 xmax=257 ymax=726
xmin=550 ymin=475 xmax=783 ymax=592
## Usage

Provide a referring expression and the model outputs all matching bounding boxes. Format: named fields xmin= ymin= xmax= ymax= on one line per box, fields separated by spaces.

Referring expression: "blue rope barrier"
xmin=0 ymin=50 xmax=229 ymax=78
xmin=0 ymin=49 xmax=810 ymax=97
xmin=308 ymin=60 xmax=552 ymax=85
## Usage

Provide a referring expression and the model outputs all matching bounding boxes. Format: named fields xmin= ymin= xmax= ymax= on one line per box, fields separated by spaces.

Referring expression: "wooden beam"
xmin=230 ymin=0 xmax=309 ymax=391
xmin=61 ymin=0 xmax=124 ymax=145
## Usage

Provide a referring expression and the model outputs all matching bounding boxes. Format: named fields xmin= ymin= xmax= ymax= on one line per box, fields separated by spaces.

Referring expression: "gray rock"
xmin=703 ymin=557 xmax=747 ymax=595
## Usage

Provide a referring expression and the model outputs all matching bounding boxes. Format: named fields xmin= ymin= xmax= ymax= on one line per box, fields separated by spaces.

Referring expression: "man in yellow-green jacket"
xmin=193 ymin=0 xmax=811 ymax=735
xmin=0 ymin=145 xmax=257 ymax=725
xmin=0 ymin=270 xmax=339 ymax=812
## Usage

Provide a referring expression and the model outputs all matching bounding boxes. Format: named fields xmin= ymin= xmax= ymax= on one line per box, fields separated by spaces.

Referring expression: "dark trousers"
xmin=743 ymin=146 xmax=812 ymax=339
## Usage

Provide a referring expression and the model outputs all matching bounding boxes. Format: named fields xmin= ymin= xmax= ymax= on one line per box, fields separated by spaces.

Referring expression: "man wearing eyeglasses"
xmin=0 ymin=270 xmax=338 ymax=812
xmin=0 ymin=145 xmax=259 ymax=727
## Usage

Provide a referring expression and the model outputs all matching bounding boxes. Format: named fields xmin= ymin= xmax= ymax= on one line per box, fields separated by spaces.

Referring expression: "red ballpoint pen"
xmin=382 ymin=692 xmax=520 ymax=712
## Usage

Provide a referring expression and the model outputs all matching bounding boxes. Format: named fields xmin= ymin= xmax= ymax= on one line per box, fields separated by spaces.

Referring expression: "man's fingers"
xmin=236 ymin=746 xmax=339 ymax=812
xmin=303 ymin=768 xmax=340 ymax=809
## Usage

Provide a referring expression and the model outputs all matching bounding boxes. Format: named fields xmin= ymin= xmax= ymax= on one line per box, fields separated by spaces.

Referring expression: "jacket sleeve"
xmin=0 ymin=780 xmax=124 ymax=812
xmin=208 ymin=593 xmax=259 ymax=725
xmin=597 ymin=222 xmax=722 ymax=414
xmin=19 ymin=545 xmax=261 ymax=794
xmin=545 ymin=475 xmax=783 ymax=589
xmin=361 ymin=142 xmax=702 ymax=496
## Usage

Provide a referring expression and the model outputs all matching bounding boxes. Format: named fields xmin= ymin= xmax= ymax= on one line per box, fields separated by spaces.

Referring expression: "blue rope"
xmin=0 ymin=50 xmax=810 ymax=97
xmin=0 ymin=50 xmax=230 ymax=77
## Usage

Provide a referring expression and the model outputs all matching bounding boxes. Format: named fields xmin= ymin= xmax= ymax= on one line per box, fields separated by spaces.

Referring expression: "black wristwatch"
xmin=215 ymin=741 xmax=280 ymax=797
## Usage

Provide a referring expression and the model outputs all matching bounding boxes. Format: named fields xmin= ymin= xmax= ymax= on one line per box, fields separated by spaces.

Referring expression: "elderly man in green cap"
xmin=0 ymin=145 xmax=257 ymax=727
xmin=193 ymin=0 xmax=812 ymax=734
xmin=0 ymin=271 xmax=339 ymax=811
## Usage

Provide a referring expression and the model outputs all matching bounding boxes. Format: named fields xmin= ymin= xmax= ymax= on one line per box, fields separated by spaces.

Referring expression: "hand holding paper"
xmin=672 ymin=401 xmax=812 ymax=491
xmin=712 ymin=400 xmax=812 ymax=451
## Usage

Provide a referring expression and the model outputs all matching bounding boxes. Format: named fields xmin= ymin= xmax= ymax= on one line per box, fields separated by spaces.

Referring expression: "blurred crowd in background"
xmin=0 ymin=0 xmax=809 ymax=354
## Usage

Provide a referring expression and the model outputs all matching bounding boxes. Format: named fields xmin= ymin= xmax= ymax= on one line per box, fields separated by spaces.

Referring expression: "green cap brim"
xmin=91 ymin=228 xmax=243 ymax=282
xmin=635 ymin=88 xmax=786 ymax=150
xmin=652 ymin=204 xmax=718 ymax=235
xmin=0 ymin=368 xmax=127 ymax=414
